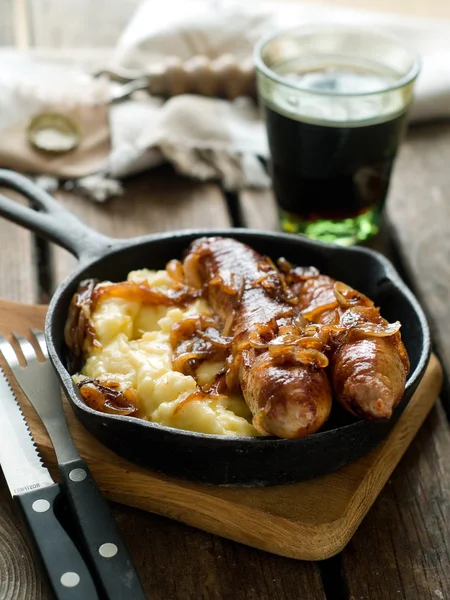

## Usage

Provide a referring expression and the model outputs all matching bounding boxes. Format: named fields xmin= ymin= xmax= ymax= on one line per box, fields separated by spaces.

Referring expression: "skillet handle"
xmin=0 ymin=169 xmax=114 ymax=261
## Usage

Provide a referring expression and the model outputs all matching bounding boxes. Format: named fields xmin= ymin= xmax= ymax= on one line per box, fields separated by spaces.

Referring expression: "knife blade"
xmin=0 ymin=367 xmax=99 ymax=600
xmin=0 ymin=369 xmax=53 ymax=495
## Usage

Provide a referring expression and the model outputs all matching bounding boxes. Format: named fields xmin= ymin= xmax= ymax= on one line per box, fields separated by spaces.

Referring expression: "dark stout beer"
xmin=261 ymin=64 xmax=408 ymax=244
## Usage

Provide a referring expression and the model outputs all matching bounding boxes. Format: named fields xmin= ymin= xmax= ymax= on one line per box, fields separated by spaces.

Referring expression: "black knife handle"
xmin=16 ymin=483 xmax=99 ymax=600
xmin=59 ymin=458 xmax=146 ymax=600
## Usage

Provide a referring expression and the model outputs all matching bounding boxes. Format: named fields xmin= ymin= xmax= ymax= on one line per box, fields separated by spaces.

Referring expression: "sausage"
xmin=285 ymin=267 xmax=410 ymax=421
xmin=183 ymin=237 xmax=332 ymax=438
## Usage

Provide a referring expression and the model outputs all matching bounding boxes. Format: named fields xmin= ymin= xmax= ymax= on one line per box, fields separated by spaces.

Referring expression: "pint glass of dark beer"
xmin=254 ymin=26 xmax=420 ymax=245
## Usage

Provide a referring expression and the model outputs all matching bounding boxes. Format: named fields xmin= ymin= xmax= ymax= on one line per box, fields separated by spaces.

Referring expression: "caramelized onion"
xmin=302 ymin=301 xmax=339 ymax=321
xmin=277 ymin=257 xmax=292 ymax=274
xmin=294 ymin=314 xmax=309 ymax=329
xmin=253 ymin=257 xmax=299 ymax=305
xmin=93 ymin=280 xmax=203 ymax=309
xmin=259 ymin=256 xmax=278 ymax=273
xmin=278 ymin=258 xmax=320 ymax=282
xmin=334 ymin=281 xmax=374 ymax=308
xmin=202 ymin=372 xmax=228 ymax=395
xmin=269 ymin=333 xmax=298 ymax=347
xmin=268 ymin=344 xmax=329 ymax=368
xmin=171 ymin=351 xmax=209 ymax=374
xmin=269 ymin=331 xmax=328 ymax=354
xmin=335 ymin=306 xmax=402 ymax=338
xmin=297 ymin=336 xmax=327 ymax=351
xmin=321 ymin=324 xmax=347 ymax=335
xmin=183 ymin=249 xmax=204 ymax=288
xmin=351 ymin=321 xmax=402 ymax=337
xmin=210 ymin=271 xmax=244 ymax=298
xmin=77 ymin=378 xmax=138 ymax=416
xmin=222 ymin=309 xmax=236 ymax=337
xmin=171 ymin=315 xmax=231 ymax=376
xmin=236 ymin=320 xmax=278 ymax=351
xmin=173 ymin=373 xmax=229 ymax=416
xmin=64 ymin=278 xmax=98 ymax=373
xmin=173 ymin=388 xmax=228 ymax=415
xmin=170 ymin=315 xmax=222 ymax=345
xmin=166 ymin=259 xmax=185 ymax=283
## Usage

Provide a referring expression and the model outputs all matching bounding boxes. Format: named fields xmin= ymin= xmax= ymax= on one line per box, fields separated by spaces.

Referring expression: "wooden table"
xmin=0 ymin=1 xmax=449 ymax=599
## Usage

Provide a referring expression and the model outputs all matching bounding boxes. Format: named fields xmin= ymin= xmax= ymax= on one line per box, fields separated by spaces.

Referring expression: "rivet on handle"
xmin=99 ymin=543 xmax=119 ymax=558
xmin=60 ymin=572 xmax=80 ymax=587
xmin=69 ymin=468 xmax=87 ymax=482
xmin=32 ymin=499 xmax=50 ymax=513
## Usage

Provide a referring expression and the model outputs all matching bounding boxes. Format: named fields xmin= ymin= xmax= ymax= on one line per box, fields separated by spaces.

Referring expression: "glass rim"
xmin=253 ymin=24 xmax=421 ymax=98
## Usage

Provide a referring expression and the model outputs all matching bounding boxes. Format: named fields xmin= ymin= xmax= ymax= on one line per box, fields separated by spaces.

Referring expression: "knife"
xmin=0 ymin=367 xmax=100 ymax=599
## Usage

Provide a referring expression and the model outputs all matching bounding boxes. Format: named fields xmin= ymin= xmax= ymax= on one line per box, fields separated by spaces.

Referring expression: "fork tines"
xmin=0 ymin=330 xmax=48 ymax=371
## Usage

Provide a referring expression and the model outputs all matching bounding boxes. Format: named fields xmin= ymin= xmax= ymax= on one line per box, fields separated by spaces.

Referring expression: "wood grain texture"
xmin=51 ymin=167 xmax=231 ymax=287
xmin=0 ymin=475 xmax=49 ymax=600
xmin=342 ymin=401 xmax=450 ymax=599
xmin=240 ymin=189 xmax=280 ymax=233
xmin=0 ymin=192 xmax=38 ymax=298
xmin=0 ymin=208 xmax=38 ymax=302
xmin=112 ymin=503 xmax=326 ymax=600
xmin=387 ymin=123 xmax=450 ymax=372
xmin=0 ymin=300 xmax=443 ymax=563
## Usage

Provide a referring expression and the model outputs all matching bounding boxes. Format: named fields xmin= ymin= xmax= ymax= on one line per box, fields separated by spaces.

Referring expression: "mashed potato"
xmin=74 ymin=268 xmax=259 ymax=436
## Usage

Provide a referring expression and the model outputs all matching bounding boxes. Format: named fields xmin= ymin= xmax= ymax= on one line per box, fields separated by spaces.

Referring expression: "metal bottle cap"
xmin=27 ymin=112 xmax=81 ymax=154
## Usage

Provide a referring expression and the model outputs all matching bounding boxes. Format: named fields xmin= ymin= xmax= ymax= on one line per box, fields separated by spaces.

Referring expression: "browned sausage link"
xmin=287 ymin=269 xmax=410 ymax=421
xmin=183 ymin=237 xmax=332 ymax=438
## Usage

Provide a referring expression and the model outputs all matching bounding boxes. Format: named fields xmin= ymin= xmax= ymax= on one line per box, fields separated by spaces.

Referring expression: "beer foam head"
xmin=262 ymin=61 xmax=409 ymax=127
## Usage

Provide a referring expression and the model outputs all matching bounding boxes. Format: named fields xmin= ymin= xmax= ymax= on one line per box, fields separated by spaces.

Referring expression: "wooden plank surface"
xmin=114 ymin=506 xmax=326 ymax=600
xmin=341 ymin=402 xmax=450 ymax=600
xmin=387 ymin=123 xmax=450 ymax=371
xmin=338 ymin=122 xmax=450 ymax=599
xmin=50 ymin=167 xmax=232 ymax=286
xmin=0 ymin=192 xmax=38 ymax=303
xmin=240 ymin=189 xmax=280 ymax=233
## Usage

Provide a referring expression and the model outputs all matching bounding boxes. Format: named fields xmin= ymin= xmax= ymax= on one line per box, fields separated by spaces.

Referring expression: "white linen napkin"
xmin=1 ymin=0 xmax=450 ymax=200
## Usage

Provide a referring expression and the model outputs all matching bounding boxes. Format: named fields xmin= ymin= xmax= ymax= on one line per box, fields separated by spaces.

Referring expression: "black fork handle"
xmin=0 ymin=169 xmax=114 ymax=261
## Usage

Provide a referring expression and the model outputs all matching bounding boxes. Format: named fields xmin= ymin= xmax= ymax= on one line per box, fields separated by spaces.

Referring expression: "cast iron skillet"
xmin=0 ymin=170 xmax=431 ymax=486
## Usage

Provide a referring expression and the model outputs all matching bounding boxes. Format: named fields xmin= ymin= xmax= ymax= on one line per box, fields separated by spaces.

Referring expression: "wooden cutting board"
xmin=0 ymin=299 xmax=443 ymax=561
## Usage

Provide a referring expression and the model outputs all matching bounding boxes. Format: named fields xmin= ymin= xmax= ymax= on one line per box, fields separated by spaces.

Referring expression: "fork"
xmin=0 ymin=330 xmax=147 ymax=600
